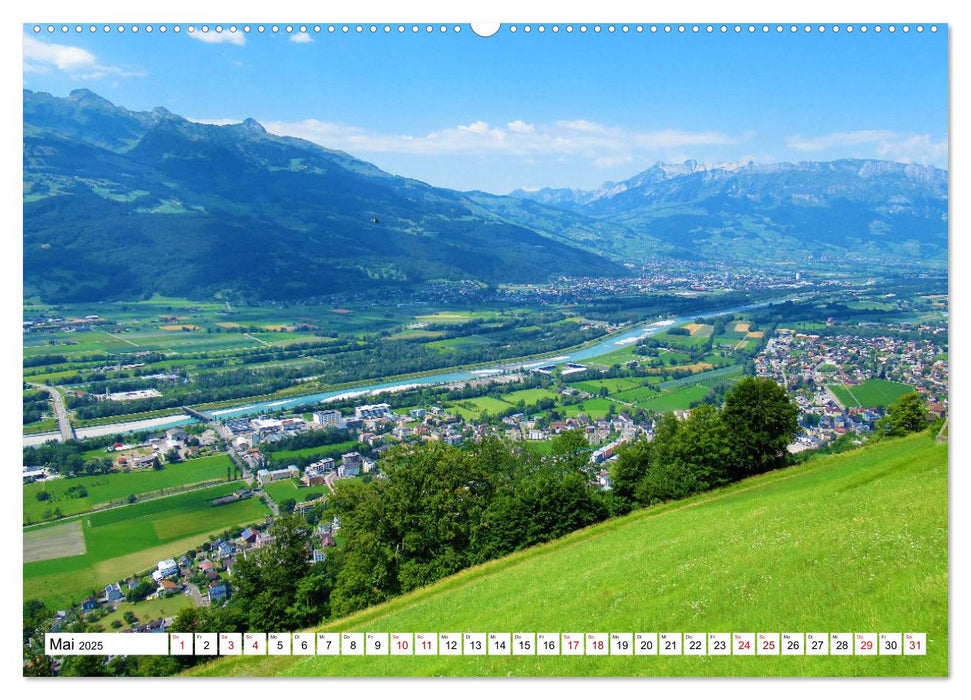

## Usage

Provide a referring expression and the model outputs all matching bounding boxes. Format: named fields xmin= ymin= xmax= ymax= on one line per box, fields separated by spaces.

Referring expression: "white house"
xmin=152 ymin=558 xmax=178 ymax=582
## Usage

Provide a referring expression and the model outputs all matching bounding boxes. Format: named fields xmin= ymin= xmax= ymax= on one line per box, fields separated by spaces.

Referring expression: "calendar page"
xmin=17 ymin=0 xmax=952 ymax=687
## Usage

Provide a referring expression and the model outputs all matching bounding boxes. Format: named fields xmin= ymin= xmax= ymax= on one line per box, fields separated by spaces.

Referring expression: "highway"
xmin=27 ymin=382 xmax=75 ymax=442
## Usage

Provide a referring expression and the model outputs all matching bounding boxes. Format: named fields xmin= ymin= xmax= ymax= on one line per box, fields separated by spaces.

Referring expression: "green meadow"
xmin=95 ymin=594 xmax=196 ymax=631
xmin=632 ymin=384 xmax=712 ymax=413
xmin=828 ymin=379 xmax=915 ymax=408
xmin=23 ymin=454 xmax=234 ymax=523
xmin=262 ymin=479 xmax=328 ymax=505
xmin=267 ymin=440 xmax=359 ymax=464
xmin=190 ymin=433 xmax=947 ymax=677
xmin=23 ymin=482 xmax=270 ymax=608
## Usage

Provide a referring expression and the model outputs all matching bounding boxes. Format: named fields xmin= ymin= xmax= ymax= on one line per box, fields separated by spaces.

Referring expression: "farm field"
xmin=23 ymin=455 xmax=235 ymax=523
xmin=633 ymin=384 xmax=713 ymax=413
xmin=562 ymin=398 xmax=623 ymax=419
xmin=262 ymin=479 xmax=328 ymax=505
xmin=502 ymin=387 xmax=560 ymax=404
xmin=828 ymin=379 xmax=915 ymax=408
xmin=190 ymin=433 xmax=947 ymax=678
xmin=447 ymin=396 xmax=515 ymax=420
xmin=569 ymin=377 xmax=645 ymax=394
xmin=23 ymin=482 xmax=270 ymax=608
xmin=266 ymin=440 xmax=359 ymax=464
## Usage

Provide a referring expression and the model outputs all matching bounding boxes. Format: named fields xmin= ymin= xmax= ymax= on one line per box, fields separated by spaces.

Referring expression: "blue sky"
xmin=23 ymin=23 xmax=948 ymax=193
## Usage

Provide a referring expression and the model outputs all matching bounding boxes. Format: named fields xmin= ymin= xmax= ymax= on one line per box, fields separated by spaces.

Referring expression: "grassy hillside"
xmin=190 ymin=433 xmax=947 ymax=677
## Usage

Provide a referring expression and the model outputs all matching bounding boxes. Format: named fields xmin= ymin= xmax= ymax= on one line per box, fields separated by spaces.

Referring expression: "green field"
xmin=262 ymin=479 xmax=328 ymax=505
xmin=562 ymin=398 xmax=623 ymax=419
xmin=634 ymin=384 xmax=712 ymax=413
xmin=569 ymin=378 xmax=645 ymax=394
xmin=502 ymin=387 xmax=560 ymax=405
xmin=95 ymin=594 xmax=195 ymax=631
xmin=828 ymin=380 xmax=915 ymax=408
xmin=267 ymin=440 xmax=359 ymax=464
xmin=23 ymin=483 xmax=270 ymax=607
xmin=190 ymin=433 xmax=947 ymax=677
xmin=658 ymin=364 xmax=745 ymax=391
xmin=447 ymin=396 xmax=515 ymax=420
xmin=23 ymin=455 xmax=234 ymax=523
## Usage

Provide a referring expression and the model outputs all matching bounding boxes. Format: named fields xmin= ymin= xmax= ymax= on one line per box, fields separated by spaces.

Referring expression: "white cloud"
xmin=289 ymin=32 xmax=314 ymax=44
xmin=457 ymin=121 xmax=491 ymax=134
xmin=556 ymin=119 xmax=609 ymax=134
xmin=188 ymin=30 xmax=246 ymax=46
xmin=262 ymin=116 xmax=742 ymax=168
xmin=23 ymin=35 xmax=142 ymax=79
xmin=507 ymin=120 xmax=535 ymax=134
xmin=786 ymin=129 xmax=947 ymax=165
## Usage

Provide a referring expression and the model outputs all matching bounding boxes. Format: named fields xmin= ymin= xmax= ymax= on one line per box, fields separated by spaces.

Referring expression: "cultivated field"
xmin=23 ymin=519 xmax=86 ymax=563
xmin=23 ymin=454 xmax=235 ymax=523
xmin=262 ymin=479 xmax=328 ymax=505
xmin=828 ymin=379 xmax=915 ymax=408
xmin=23 ymin=482 xmax=270 ymax=607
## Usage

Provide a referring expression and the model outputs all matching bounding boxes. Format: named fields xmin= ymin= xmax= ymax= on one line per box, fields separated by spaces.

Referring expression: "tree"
xmin=610 ymin=437 xmax=653 ymax=510
xmin=877 ymin=392 xmax=927 ymax=436
xmin=228 ymin=513 xmax=321 ymax=631
xmin=549 ymin=429 xmax=592 ymax=475
xmin=126 ymin=580 xmax=154 ymax=603
xmin=721 ymin=377 xmax=799 ymax=478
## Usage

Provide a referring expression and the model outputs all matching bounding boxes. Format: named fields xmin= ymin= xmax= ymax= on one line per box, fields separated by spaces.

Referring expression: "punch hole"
xmin=471 ymin=23 xmax=501 ymax=37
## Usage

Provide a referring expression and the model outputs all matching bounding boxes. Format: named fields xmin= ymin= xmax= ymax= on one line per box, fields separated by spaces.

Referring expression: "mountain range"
xmin=24 ymin=89 xmax=948 ymax=303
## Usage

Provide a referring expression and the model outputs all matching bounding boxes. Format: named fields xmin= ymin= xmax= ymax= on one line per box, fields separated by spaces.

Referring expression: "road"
xmin=28 ymin=382 xmax=75 ymax=441
xmin=185 ymin=582 xmax=205 ymax=607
